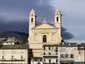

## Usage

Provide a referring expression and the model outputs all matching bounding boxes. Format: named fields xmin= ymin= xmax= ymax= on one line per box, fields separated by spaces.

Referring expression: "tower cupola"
xmin=30 ymin=9 xmax=36 ymax=16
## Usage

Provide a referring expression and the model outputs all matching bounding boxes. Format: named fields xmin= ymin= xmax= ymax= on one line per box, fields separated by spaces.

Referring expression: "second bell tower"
xmin=54 ymin=9 xmax=62 ymax=41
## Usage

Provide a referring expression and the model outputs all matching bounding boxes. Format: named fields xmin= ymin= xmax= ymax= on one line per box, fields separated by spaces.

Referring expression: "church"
xmin=28 ymin=9 xmax=85 ymax=64
xmin=28 ymin=9 xmax=62 ymax=63
xmin=28 ymin=9 xmax=61 ymax=57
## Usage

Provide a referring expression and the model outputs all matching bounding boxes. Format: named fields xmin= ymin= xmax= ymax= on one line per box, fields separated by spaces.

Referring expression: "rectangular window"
xmin=56 ymin=47 xmax=58 ymax=52
xmin=49 ymin=53 xmax=51 ymax=55
xmin=44 ymin=59 xmax=45 ymax=62
xmin=44 ymin=47 xmax=45 ymax=50
xmin=56 ymin=59 xmax=58 ymax=62
xmin=65 ymin=54 xmax=69 ymax=58
xmin=52 ymin=47 xmax=56 ymax=51
xmin=21 ymin=55 xmax=23 ymax=60
xmin=60 ymin=54 xmax=64 ymax=58
xmin=49 ymin=47 xmax=50 ymax=50
xmin=70 ymin=54 xmax=74 ymax=58
xmin=2 ymin=56 xmax=4 ymax=60
xmin=43 ymin=53 xmax=45 ymax=55
xmin=11 ymin=55 xmax=13 ymax=60
xmin=49 ymin=59 xmax=51 ymax=63
xmin=79 ymin=50 xmax=81 ymax=54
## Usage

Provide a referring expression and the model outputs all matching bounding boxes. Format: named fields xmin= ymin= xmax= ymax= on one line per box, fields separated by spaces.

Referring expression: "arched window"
xmin=43 ymin=35 xmax=47 ymax=43
xmin=31 ymin=18 xmax=33 ymax=22
xmin=56 ymin=17 xmax=59 ymax=22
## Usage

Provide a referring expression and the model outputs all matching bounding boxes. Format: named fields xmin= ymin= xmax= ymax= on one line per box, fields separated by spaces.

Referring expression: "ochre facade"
xmin=28 ymin=9 xmax=62 ymax=57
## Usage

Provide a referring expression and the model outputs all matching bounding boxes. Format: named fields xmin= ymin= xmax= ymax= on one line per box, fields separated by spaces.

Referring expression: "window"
xmin=79 ymin=50 xmax=81 ymax=54
xmin=56 ymin=47 xmax=58 ymax=52
xmin=2 ymin=56 xmax=4 ymax=60
xmin=44 ymin=59 xmax=45 ymax=62
xmin=56 ymin=17 xmax=59 ymax=21
xmin=43 ymin=53 xmax=45 ymax=55
xmin=21 ymin=55 xmax=23 ymax=60
xmin=60 ymin=54 xmax=64 ymax=58
xmin=43 ymin=47 xmax=45 ymax=50
xmin=56 ymin=59 xmax=58 ymax=62
xmin=49 ymin=53 xmax=51 ymax=55
xmin=70 ymin=54 xmax=74 ymax=58
xmin=37 ymin=59 xmax=41 ymax=64
xmin=11 ymin=55 xmax=13 ymax=60
xmin=43 ymin=35 xmax=47 ymax=43
xmin=49 ymin=59 xmax=51 ymax=63
xmin=49 ymin=47 xmax=50 ymax=50
xmin=56 ymin=53 xmax=58 ymax=55
xmin=31 ymin=18 xmax=33 ymax=22
xmin=65 ymin=54 xmax=69 ymax=58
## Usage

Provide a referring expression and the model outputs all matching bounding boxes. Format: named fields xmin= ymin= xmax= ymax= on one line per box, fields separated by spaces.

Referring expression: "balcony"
xmin=0 ymin=59 xmax=25 ymax=62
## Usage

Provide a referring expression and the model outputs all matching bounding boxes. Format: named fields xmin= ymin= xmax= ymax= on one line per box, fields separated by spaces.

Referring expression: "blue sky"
xmin=0 ymin=0 xmax=85 ymax=41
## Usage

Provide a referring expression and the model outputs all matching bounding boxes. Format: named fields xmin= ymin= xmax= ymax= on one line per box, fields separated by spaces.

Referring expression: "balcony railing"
xmin=0 ymin=59 xmax=25 ymax=61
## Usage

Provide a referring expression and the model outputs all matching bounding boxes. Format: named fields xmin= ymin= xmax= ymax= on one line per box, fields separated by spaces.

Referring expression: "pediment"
xmin=33 ymin=23 xmax=56 ymax=29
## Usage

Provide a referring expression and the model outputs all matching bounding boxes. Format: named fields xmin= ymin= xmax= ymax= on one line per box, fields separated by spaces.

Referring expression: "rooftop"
xmin=0 ymin=44 xmax=28 ymax=49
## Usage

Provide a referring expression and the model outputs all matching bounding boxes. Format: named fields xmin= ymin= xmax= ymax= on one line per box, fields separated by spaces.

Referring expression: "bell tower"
xmin=54 ymin=9 xmax=62 ymax=42
xmin=29 ymin=9 xmax=36 ymax=29
xmin=54 ymin=9 xmax=62 ymax=27
xmin=28 ymin=9 xmax=43 ymax=58
xmin=29 ymin=9 xmax=36 ymax=37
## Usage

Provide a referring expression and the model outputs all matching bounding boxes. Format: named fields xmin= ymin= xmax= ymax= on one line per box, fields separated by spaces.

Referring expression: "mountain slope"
xmin=0 ymin=31 xmax=28 ymax=44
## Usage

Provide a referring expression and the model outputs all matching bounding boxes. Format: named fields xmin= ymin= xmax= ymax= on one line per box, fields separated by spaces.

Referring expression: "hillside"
xmin=0 ymin=31 xmax=28 ymax=43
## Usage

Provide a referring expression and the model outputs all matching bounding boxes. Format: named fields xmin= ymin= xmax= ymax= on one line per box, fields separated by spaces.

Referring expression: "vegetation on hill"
xmin=0 ymin=31 xmax=28 ymax=38
xmin=0 ymin=31 xmax=28 ymax=44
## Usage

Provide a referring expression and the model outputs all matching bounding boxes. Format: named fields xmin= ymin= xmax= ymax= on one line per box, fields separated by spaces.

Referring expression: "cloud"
xmin=0 ymin=0 xmax=53 ymax=22
xmin=0 ymin=0 xmax=53 ymax=33
xmin=61 ymin=27 xmax=74 ymax=40
xmin=47 ymin=0 xmax=85 ymax=41
xmin=0 ymin=0 xmax=39 ymax=22
xmin=0 ymin=0 xmax=85 ymax=41
xmin=0 ymin=20 xmax=28 ymax=33
xmin=0 ymin=13 xmax=27 ymax=22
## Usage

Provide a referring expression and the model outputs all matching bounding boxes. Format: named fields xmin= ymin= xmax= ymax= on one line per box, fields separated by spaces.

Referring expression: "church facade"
xmin=28 ymin=9 xmax=62 ymax=64
xmin=28 ymin=9 xmax=62 ymax=56
xmin=28 ymin=9 xmax=85 ymax=64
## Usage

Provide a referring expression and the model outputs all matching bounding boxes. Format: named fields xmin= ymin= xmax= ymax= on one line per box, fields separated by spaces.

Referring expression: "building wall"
xmin=0 ymin=49 xmax=28 ymax=64
xmin=58 ymin=46 xmax=84 ymax=64
xmin=43 ymin=45 xmax=58 ymax=64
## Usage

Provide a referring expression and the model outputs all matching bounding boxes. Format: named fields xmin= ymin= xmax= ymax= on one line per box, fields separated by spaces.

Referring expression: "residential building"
xmin=0 ymin=39 xmax=28 ymax=64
